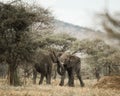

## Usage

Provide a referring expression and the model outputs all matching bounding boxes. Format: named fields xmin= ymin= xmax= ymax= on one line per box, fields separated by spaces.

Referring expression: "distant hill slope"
xmin=54 ymin=20 xmax=105 ymax=40
xmin=54 ymin=20 xmax=119 ymax=47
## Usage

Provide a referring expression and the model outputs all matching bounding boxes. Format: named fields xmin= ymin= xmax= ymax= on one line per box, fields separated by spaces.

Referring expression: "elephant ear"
xmin=67 ymin=55 xmax=80 ymax=68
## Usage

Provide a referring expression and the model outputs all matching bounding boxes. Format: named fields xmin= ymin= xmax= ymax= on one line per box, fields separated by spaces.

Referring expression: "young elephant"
xmin=58 ymin=53 xmax=85 ymax=87
xmin=33 ymin=50 xmax=63 ymax=85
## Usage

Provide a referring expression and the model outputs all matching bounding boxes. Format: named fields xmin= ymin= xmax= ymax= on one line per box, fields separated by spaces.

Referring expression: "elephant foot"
xmin=46 ymin=83 xmax=51 ymax=85
xmin=68 ymin=84 xmax=75 ymax=87
xmin=59 ymin=82 xmax=64 ymax=86
xmin=39 ymin=80 xmax=43 ymax=85
xmin=80 ymin=83 xmax=85 ymax=87
xmin=39 ymin=82 xmax=42 ymax=85
xmin=46 ymin=82 xmax=51 ymax=85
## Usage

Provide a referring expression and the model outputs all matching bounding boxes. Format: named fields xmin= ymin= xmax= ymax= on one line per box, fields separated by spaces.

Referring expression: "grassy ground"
xmin=0 ymin=78 xmax=120 ymax=96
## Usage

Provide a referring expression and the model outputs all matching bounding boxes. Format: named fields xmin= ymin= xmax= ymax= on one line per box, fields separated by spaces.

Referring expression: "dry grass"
xmin=0 ymin=78 xmax=120 ymax=96
xmin=94 ymin=76 xmax=120 ymax=90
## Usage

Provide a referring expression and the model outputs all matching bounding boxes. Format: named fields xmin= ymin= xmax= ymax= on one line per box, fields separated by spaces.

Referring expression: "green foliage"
xmin=0 ymin=2 xmax=54 ymax=85
xmin=71 ymin=39 xmax=120 ymax=76
xmin=0 ymin=3 xmax=36 ymax=64
xmin=45 ymin=33 xmax=76 ymax=51
xmin=32 ymin=32 xmax=76 ymax=51
xmin=99 ymin=51 xmax=120 ymax=66
xmin=72 ymin=39 xmax=110 ymax=55
xmin=0 ymin=2 xmax=37 ymax=86
xmin=94 ymin=12 xmax=120 ymax=75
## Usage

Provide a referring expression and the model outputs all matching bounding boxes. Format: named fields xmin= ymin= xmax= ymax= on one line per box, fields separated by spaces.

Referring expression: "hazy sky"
xmin=1 ymin=0 xmax=120 ymax=28
xmin=33 ymin=0 xmax=120 ymax=28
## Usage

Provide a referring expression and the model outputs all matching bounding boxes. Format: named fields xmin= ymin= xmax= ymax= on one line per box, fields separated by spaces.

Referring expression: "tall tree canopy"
xmin=71 ymin=39 xmax=120 ymax=76
xmin=0 ymin=1 xmax=54 ymax=86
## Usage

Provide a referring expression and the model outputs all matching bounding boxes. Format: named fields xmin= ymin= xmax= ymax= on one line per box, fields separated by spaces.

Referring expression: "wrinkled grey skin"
xmin=58 ymin=53 xmax=85 ymax=87
xmin=33 ymin=50 xmax=63 ymax=85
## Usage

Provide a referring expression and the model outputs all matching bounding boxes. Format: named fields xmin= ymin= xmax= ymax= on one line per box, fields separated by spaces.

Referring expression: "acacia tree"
xmin=98 ymin=51 xmax=120 ymax=75
xmin=95 ymin=7 xmax=120 ymax=76
xmin=44 ymin=33 xmax=76 ymax=51
xmin=71 ymin=39 xmax=119 ymax=78
xmin=0 ymin=2 xmax=53 ymax=86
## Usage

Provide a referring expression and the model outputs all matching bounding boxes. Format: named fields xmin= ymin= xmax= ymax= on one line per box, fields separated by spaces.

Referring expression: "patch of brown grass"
xmin=0 ymin=78 xmax=120 ymax=96
xmin=94 ymin=76 xmax=120 ymax=90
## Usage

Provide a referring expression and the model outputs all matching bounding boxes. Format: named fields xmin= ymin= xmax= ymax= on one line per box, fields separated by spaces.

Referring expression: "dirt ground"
xmin=0 ymin=78 xmax=120 ymax=96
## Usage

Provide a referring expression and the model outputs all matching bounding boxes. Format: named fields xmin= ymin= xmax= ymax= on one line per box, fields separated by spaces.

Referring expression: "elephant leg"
xmin=76 ymin=69 xmax=84 ymax=87
xmin=33 ymin=69 xmax=37 ymax=84
xmin=59 ymin=71 xmax=66 ymax=86
xmin=46 ymin=74 xmax=51 ymax=84
xmin=67 ymin=68 xmax=74 ymax=87
xmin=53 ymin=69 xmax=57 ymax=79
xmin=39 ymin=74 xmax=44 ymax=84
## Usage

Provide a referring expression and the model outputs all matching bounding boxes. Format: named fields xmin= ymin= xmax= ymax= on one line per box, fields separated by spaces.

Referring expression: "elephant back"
xmin=34 ymin=49 xmax=58 ymax=65
xmin=34 ymin=50 xmax=50 ymax=62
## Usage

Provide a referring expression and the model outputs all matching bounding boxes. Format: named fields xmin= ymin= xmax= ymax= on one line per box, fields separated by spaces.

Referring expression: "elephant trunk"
xmin=51 ymin=51 xmax=65 ymax=75
xmin=57 ymin=61 xmax=64 ymax=76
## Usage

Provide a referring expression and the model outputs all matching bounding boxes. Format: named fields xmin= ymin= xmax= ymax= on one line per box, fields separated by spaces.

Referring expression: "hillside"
xmin=54 ymin=20 xmax=119 ymax=47
xmin=54 ymin=20 xmax=105 ymax=40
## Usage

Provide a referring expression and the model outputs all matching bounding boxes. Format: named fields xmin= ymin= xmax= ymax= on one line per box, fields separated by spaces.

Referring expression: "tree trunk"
xmin=108 ymin=65 xmax=111 ymax=75
xmin=8 ymin=64 xmax=20 ymax=86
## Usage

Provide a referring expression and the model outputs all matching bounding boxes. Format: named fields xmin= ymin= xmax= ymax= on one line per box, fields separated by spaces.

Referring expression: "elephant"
xmin=33 ymin=49 xmax=64 ymax=85
xmin=58 ymin=52 xmax=85 ymax=87
xmin=51 ymin=63 xmax=57 ymax=79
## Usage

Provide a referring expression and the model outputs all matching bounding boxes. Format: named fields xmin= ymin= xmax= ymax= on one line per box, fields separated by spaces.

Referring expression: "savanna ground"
xmin=0 ymin=78 xmax=120 ymax=96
